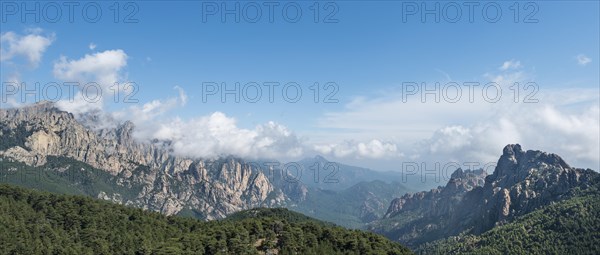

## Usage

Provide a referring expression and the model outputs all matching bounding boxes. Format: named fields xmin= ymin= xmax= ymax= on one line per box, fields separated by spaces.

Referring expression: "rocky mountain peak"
xmin=372 ymin=145 xmax=598 ymax=247
xmin=31 ymin=100 xmax=57 ymax=109
xmin=116 ymin=121 xmax=136 ymax=146
xmin=493 ymin=144 xmax=524 ymax=178
xmin=487 ymin=144 xmax=574 ymax=189
xmin=313 ymin=155 xmax=328 ymax=162
xmin=473 ymin=144 xmax=594 ymax=233
xmin=299 ymin=155 xmax=330 ymax=166
xmin=2 ymin=101 xmax=67 ymax=126
xmin=503 ymin=143 xmax=523 ymax=156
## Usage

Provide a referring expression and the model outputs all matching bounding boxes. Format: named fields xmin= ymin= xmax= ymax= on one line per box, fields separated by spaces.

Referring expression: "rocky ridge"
xmin=0 ymin=102 xmax=301 ymax=219
xmin=370 ymin=144 xmax=598 ymax=247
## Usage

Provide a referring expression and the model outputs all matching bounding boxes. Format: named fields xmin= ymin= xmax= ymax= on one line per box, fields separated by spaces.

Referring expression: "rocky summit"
xmin=470 ymin=144 xmax=597 ymax=233
xmin=0 ymin=102 xmax=304 ymax=219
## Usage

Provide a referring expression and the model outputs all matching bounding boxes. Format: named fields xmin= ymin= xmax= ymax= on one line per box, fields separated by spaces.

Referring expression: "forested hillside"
xmin=417 ymin=192 xmax=600 ymax=254
xmin=0 ymin=184 xmax=412 ymax=255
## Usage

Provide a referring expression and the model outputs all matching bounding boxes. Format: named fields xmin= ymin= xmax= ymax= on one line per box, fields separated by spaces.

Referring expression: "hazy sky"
xmin=1 ymin=1 xmax=599 ymax=171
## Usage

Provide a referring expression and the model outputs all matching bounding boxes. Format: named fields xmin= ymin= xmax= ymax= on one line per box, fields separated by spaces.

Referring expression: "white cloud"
xmin=313 ymin=139 xmax=400 ymax=159
xmin=55 ymin=92 xmax=105 ymax=116
xmin=576 ymin=54 xmax=591 ymax=66
xmin=0 ymin=29 xmax=53 ymax=107
xmin=0 ymin=29 xmax=54 ymax=67
xmin=174 ymin=86 xmax=188 ymax=106
xmin=53 ymin=49 xmax=129 ymax=114
xmin=3 ymin=97 xmax=23 ymax=108
xmin=89 ymin=43 xmax=97 ymax=50
xmin=115 ymin=86 xmax=187 ymax=123
xmin=499 ymin=59 xmax=522 ymax=70
xmin=53 ymin=49 xmax=128 ymax=87
xmin=134 ymin=112 xmax=304 ymax=159
xmin=484 ymin=70 xmax=526 ymax=87
xmin=426 ymin=126 xmax=473 ymax=154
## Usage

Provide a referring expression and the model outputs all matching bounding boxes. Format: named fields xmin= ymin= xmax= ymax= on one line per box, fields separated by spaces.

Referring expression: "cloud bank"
xmin=2 ymin=32 xmax=597 ymax=170
xmin=313 ymin=61 xmax=600 ymax=170
xmin=141 ymin=112 xmax=304 ymax=159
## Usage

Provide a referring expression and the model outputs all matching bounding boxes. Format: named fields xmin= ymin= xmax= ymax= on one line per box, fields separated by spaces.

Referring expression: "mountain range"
xmin=0 ymin=101 xmax=407 ymax=227
xmin=1 ymin=101 xmax=599 ymax=254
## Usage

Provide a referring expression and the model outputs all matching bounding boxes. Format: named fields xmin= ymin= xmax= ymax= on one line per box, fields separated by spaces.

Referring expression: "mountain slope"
xmin=370 ymin=144 xmax=599 ymax=249
xmin=417 ymin=190 xmax=600 ymax=254
xmin=293 ymin=180 xmax=411 ymax=229
xmin=296 ymin=156 xmax=416 ymax=190
xmin=225 ymin=207 xmax=333 ymax=226
xmin=369 ymin=169 xmax=488 ymax=245
xmin=0 ymin=184 xmax=413 ymax=255
xmin=296 ymin=155 xmax=440 ymax=191
xmin=0 ymin=151 xmax=409 ymax=230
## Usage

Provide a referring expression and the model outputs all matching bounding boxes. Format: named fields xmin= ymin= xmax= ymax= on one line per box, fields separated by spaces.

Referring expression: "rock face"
xmin=370 ymin=144 xmax=598 ymax=248
xmin=349 ymin=181 xmax=409 ymax=223
xmin=384 ymin=169 xmax=487 ymax=219
xmin=470 ymin=144 xmax=597 ymax=233
xmin=0 ymin=102 xmax=302 ymax=219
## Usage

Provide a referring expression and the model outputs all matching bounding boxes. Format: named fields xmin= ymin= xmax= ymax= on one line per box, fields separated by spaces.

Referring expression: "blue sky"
xmin=1 ymin=1 xmax=599 ymax=172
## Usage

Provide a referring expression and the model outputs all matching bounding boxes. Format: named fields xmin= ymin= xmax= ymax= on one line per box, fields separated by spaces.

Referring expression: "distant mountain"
xmin=240 ymin=157 xmax=412 ymax=228
xmin=296 ymin=155 xmax=426 ymax=191
xmin=369 ymin=144 xmax=599 ymax=251
xmin=292 ymin=180 xmax=411 ymax=229
xmin=0 ymin=184 xmax=412 ymax=254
